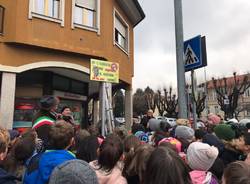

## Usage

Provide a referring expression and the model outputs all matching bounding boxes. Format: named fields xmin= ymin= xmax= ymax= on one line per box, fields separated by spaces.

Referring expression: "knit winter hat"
xmin=134 ymin=131 xmax=149 ymax=143
xmin=8 ymin=130 xmax=20 ymax=141
xmin=158 ymin=137 xmax=182 ymax=153
xmin=187 ymin=142 xmax=219 ymax=171
xmin=40 ymin=96 xmax=58 ymax=110
xmin=49 ymin=160 xmax=98 ymax=184
xmin=214 ymin=124 xmax=236 ymax=141
xmin=176 ymin=119 xmax=190 ymax=126
xmin=202 ymin=133 xmax=224 ymax=154
xmin=175 ymin=125 xmax=194 ymax=141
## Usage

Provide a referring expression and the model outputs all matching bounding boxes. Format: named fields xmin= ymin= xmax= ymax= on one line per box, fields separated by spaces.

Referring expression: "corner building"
xmin=0 ymin=0 xmax=145 ymax=129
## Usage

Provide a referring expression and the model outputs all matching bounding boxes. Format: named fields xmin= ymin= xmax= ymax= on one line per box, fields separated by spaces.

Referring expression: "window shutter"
xmin=115 ymin=17 xmax=126 ymax=37
xmin=76 ymin=0 xmax=96 ymax=10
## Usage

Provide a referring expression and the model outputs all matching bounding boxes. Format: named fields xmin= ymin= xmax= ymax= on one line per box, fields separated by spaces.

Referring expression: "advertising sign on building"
xmin=90 ymin=59 xmax=119 ymax=83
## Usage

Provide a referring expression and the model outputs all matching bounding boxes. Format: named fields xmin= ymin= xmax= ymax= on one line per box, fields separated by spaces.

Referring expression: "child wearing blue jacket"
xmin=23 ymin=121 xmax=75 ymax=184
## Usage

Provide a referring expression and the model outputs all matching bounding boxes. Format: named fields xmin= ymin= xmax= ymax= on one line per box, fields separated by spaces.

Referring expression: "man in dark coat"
xmin=32 ymin=96 xmax=60 ymax=150
xmin=140 ymin=109 xmax=154 ymax=131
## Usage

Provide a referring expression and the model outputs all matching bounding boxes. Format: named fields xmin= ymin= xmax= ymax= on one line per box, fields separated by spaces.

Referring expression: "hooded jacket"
xmin=0 ymin=167 xmax=17 ymax=184
xmin=23 ymin=150 xmax=75 ymax=184
xmin=189 ymin=171 xmax=218 ymax=184
xmin=89 ymin=161 xmax=127 ymax=184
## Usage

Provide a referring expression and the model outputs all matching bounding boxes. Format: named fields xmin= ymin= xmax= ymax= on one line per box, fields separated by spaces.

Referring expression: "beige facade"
xmin=200 ymin=74 xmax=250 ymax=120
xmin=205 ymin=88 xmax=250 ymax=120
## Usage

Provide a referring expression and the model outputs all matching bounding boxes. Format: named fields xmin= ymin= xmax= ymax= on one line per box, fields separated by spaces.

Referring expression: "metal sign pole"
xmin=174 ymin=0 xmax=188 ymax=119
xmin=191 ymin=70 xmax=197 ymax=129
xmin=186 ymin=85 xmax=190 ymax=119
xmin=204 ymin=67 xmax=209 ymax=117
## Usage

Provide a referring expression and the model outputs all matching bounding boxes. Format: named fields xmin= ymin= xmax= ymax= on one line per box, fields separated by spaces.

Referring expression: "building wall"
xmin=0 ymin=0 xmax=134 ymax=84
xmin=201 ymin=87 xmax=250 ymax=120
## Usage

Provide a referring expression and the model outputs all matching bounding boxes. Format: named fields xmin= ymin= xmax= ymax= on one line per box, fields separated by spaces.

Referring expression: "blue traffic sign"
xmin=184 ymin=35 xmax=203 ymax=72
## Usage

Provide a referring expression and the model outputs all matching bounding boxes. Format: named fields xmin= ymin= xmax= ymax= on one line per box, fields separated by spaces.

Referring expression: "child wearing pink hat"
xmin=187 ymin=142 xmax=219 ymax=184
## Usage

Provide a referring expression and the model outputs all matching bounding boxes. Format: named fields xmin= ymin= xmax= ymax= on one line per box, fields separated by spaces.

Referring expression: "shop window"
xmin=13 ymin=98 xmax=40 ymax=130
xmin=53 ymin=75 xmax=70 ymax=91
xmin=29 ymin=0 xmax=65 ymax=26
xmin=0 ymin=6 xmax=4 ymax=34
xmin=71 ymin=80 xmax=84 ymax=94
xmin=17 ymin=71 xmax=44 ymax=86
xmin=114 ymin=10 xmax=129 ymax=54
xmin=72 ymin=0 xmax=100 ymax=32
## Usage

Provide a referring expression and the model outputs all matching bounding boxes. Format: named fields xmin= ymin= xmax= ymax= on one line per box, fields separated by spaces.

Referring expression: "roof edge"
xmin=133 ymin=0 xmax=146 ymax=27
xmin=116 ymin=0 xmax=145 ymax=27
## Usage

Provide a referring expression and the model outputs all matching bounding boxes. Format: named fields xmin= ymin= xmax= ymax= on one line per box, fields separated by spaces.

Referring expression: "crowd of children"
xmin=0 ymin=96 xmax=250 ymax=184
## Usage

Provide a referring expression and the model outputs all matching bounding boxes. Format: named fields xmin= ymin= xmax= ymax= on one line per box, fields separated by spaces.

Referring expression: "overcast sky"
xmin=133 ymin=0 xmax=250 ymax=91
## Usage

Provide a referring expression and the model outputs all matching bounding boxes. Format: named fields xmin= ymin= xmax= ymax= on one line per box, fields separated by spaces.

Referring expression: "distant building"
xmin=0 ymin=0 xmax=145 ymax=129
xmin=200 ymin=74 xmax=250 ymax=120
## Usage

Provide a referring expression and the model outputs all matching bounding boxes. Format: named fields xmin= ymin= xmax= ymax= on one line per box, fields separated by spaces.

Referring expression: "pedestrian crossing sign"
xmin=184 ymin=35 xmax=207 ymax=72
xmin=185 ymin=44 xmax=199 ymax=66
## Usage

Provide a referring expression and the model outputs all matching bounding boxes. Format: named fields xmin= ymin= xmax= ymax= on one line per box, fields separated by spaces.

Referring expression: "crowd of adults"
xmin=0 ymin=96 xmax=250 ymax=184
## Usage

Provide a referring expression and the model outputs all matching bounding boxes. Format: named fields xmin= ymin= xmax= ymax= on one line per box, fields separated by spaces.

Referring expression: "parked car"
xmin=165 ymin=118 xmax=176 ymax=127
xmin=155 ymin=116 xmax=176 ymax=127
xmin=155 ymin=116 xmax=165 ymax=120
xmin=114 ymin=117 xmax=125 ymax=126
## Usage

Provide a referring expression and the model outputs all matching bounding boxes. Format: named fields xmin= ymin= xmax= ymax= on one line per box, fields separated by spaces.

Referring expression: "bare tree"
xmin=144 ymin=86 xmax=156 ymax=112
xmin=195 ymin=92 xmax=206 ymax=118
xmin=133 ymin=88 xmax=148 ymax=116
xmin=154 ymin=90 xmax=165 ymax=116
xmin=186 ymin=83 xmax=207 ymax=119
xmin=212 ymin=72 xmax=250 ymax=119
xmin=113 ymin=89 xmax=124 ymax=117
xmin=163 ymin=87 xmax=178 ymax=118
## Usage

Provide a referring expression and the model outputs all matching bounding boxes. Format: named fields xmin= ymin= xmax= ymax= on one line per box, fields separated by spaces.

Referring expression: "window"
xmin=52 ymin=74 xmax=88 ymax=95
xmin=75 ymin=0 xmax=95 ymax=27
xmin=212 ymin=91 xmax=217 ymax=100
xmin=114 ymin=10 xmax=129 ymax=54
xmin=214 ymin=105 xmax=219 ymax=114
xmin=0 ymin=6 xmax=4 ymax=34
xmin=245 ymin=89 xmax=250 ymax=97
xmin=72 ymin=0 xmax=100 ymax=32
xmin=34 ymin=0 xmax=60 ymax=18
xmin=29 ymin=0 xmax=65 ymax=26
